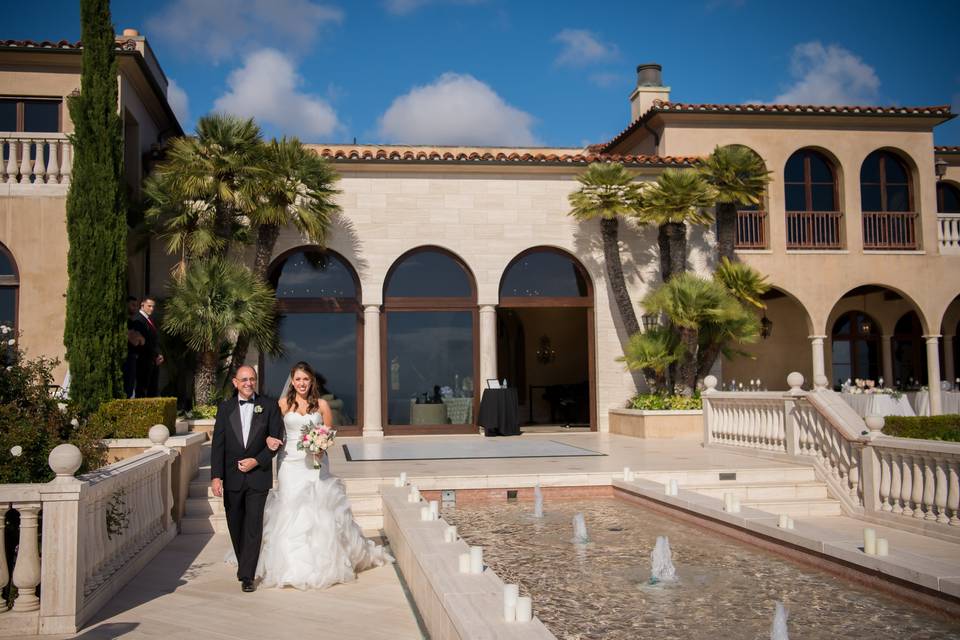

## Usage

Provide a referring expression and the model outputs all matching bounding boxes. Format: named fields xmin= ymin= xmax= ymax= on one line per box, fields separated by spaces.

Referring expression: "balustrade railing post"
xmin=10 ymin=503 xmax=41 ymax=612
xmin=948 ymin=461 xmax=959 ymax=526
xmin=0 ymin=504 xmax=7 ymax=612
xmin=702 ymin=375 xmax=717 ymax=446
xmin=18 ymin=140 xmax=31 ymax=183
xmin=37 ymin=444 xmax=85 ymax=635
xmin=783 ymin=397 xmax=799 ymax=456
xmin=859 ymin=442 xmax=881 ymax=513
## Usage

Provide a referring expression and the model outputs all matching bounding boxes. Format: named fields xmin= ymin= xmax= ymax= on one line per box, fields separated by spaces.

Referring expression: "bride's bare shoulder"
xmin=278 ymin=397 xmax=289 ymax=413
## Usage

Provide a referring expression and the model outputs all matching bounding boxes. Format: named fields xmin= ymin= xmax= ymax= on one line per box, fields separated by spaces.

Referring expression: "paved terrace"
xmin=33 ymin=433 xmax=960 ymax=638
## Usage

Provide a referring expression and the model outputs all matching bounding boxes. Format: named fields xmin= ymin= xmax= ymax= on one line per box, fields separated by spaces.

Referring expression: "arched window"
xmin=937 ymin=182 xmax=960 ymax=213
xmin=831 ymin=311 xmax=880 ymax=387
xmin=383 ymin=248 xmax=477 ymax=431
xmin=0 ymin=244 xmax=18 ymax=332
xmin=499 ymin=249 xmax=590 ymax=300
xmin=893 ymin=311 xmax=927 ymax=386
xmin=861 ymin=151 xmax=917 ymax=249
xmin=265 ymin=249 xmax=361 ymax=428
xmin=784 ymin=149 xmax=841 ymax=249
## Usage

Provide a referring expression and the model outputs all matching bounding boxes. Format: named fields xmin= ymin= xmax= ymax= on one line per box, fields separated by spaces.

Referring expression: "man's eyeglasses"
xmin=235 ymin=377 xmax=257 ymax=383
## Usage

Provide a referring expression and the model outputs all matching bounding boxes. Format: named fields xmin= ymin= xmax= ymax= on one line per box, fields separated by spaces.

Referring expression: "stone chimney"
xmin=629 ymin=63 xmax=671 ymax=122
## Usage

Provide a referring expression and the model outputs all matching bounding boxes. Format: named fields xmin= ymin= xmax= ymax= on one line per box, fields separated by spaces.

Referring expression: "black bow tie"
xmin=239 ymin=398 xmax=256 ymax=406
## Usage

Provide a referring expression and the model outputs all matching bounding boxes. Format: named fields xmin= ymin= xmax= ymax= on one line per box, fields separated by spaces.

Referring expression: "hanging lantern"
xmin=760 ymin=313 xmax=773 ymax=340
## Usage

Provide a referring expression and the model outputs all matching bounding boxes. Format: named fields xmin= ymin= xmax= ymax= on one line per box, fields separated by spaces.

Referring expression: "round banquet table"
xmin=906 ymin=390 xmax=960 ymax=417
xmin=478 ymin=388 xmax=520 ymax=436
xmin=840 ymin=393 xmax=916 ymax=418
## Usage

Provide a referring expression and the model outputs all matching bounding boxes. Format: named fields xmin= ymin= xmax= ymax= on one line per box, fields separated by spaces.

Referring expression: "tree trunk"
xmin=195 ymin=350 xmax=219 ymax=405
xmin=677 ymin=327 xmax=699 ymax=397
xmin=716 ymin=202 xmax=738 ymax=263
xmin=664 ymin=222 xmax=687 ymax=280
xmin=600 ymin=217 xmax=640 ymax=337
xmin=657 ymin=225 xmax=671 ymax=283
xmin=696 ymin=341 xmax=723 ymax=381
xmin=228 ymin=223 xmax=280 ymax=381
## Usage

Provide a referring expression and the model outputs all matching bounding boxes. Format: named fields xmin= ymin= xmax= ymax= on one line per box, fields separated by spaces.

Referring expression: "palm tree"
xmin=229 ymin=138 xmax=341 ymax=375
xmin=144 ymin=114 xmax=265 ymax=275
xmin=617 ymin=326 xmax=683 ymax=393
xmin=642 ymin=273 xmax=755 ymax=396
xmin=639 ymin=169 xmax=716 ymax=282
xmin=713 ymin=257 xmax=771 ymax=309
xmin=163 ymin=259 xmax=278 ymax=404
xmin=697 ymin=145 xmax=771 ymax=263
xmin=568 ymin=162 xmax=645 ymax=336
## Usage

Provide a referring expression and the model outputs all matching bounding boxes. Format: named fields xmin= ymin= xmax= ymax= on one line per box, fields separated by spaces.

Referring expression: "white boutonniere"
xmin=254 ymin=405 xmax=264 ymax=414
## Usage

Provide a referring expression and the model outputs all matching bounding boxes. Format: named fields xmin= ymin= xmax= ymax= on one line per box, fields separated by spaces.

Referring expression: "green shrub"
xmin=90 ymin=397 xmax=178 ymax=439
xmin=0 ymin=335 xmax=105 ymax=483
xmin=185 ymin=404 xmax=218 ymax=420
xmin=627 ymin=394 xmax=703 ymax=411
xmin=882 ymin=415 xmax=960 ymax=442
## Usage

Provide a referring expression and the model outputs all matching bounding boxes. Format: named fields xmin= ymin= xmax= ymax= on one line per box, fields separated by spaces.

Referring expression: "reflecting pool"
xmin=441 ymin=498 xmax=960 ymax=640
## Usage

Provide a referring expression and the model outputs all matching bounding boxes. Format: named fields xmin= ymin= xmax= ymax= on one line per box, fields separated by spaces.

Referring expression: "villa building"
xmin=2 ymin=34 xmax=958 ymax=436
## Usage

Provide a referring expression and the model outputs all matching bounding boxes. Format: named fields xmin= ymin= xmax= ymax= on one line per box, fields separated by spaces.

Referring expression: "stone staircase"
xmin=180 ymin=443 xmax=386 ymax=535
xmin=641 ymin=466 xmax=843 ymax=517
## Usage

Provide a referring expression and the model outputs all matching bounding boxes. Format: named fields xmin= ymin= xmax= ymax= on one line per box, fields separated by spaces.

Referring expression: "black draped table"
xmin=478 ymin=388 xmax=520 ymax=436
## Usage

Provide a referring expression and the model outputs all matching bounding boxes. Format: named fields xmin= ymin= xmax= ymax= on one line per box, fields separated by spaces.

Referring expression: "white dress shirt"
xmin=239 ymin=395 xmax=255 ymax=447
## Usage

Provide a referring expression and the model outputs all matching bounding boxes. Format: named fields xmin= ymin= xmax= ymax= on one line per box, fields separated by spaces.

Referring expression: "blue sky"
xmin=8 ymin=0 xmax=960 ymax=146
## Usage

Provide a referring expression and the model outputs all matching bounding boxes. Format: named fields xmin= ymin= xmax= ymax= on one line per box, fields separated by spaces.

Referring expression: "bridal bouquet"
xmin=297 ymin=418 xmax=337 ymax=469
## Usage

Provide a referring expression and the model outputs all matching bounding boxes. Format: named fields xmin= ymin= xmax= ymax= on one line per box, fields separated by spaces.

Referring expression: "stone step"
xmin=180 ymin=511 xmax=383 ymax=535
xmin=739 ymin=497 xmax=843 ymax=517
xmin=637 ymin=466 xmax=818 ymax=486
xmin=680 ymin=481 xmax=830 ymax=501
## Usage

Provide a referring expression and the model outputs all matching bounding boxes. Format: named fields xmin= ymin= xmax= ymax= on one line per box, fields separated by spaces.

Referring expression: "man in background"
xmin=131 ymin=296 xmax=163 ymax=397
xmin=123 ymin=295 xmax=143 ymax=397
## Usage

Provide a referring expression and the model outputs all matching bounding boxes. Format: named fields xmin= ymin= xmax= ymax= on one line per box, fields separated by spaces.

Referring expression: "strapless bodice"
xmin=281 ymin=411 xmax=323 ymax=458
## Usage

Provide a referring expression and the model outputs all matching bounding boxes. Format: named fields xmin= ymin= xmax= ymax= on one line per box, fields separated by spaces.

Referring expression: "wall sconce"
xmin=760 ymin=313 xmax=773 ymax=340
xmin=641 ymin=314 xmax=660 ymax=331
xmin=935 ymin=158 xmax=948 ymax=181
xmin=536 ymin=335 xmax=556 ymax=364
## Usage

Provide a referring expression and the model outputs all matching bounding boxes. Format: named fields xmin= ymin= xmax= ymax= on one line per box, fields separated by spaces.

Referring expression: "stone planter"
xmin=608 ymin=408 xmax=704 ymax=441
xmin=102 ymin=432 xmax=206 ymax=526
xmin=184 ymin=418 xmax=215 ymax=439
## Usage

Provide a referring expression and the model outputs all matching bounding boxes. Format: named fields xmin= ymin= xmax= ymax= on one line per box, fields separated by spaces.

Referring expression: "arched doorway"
xmin=382 ymin=247 xmax=478 ymax=433
xmin=0 ymin=243 xmax=18 ymax=331
xmin=498 ymin=247 xmax=595 ymax=430
xmin=831 ymin=310 xmax=881 ymax=387
xmin=893 ymin=311 xmax=927 ymax=386
xmin=265 ymin=248 xmax=362 ymax=432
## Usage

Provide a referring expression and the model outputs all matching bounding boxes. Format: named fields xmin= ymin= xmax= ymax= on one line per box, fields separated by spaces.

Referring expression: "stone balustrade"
xmin=0 ymin=133 xmax=73 ymax=188
xmin=938 ymin=214 xmax=960 ymax=255
xmin=0 ymin=425 xmax=178 ymax=636
xmin=703 ymin=374 xmax=960 ymax=541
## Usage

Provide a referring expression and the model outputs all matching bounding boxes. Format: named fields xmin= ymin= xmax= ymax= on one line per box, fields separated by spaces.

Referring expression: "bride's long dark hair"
xmin=285 ymin=361 xmax=321 ymax=415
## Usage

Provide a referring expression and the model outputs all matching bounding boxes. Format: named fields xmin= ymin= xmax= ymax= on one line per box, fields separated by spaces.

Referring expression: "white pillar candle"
xmin=469 ymin=546 xmax=484 ymax=574
xmin=444 ymin=525 xmax=457 ymax=543
xmin=778 ymin=514 xmax=789 ymax=529
xmin=669 ymin=479 xmax=679 ymax=496
xmin=393 ymin=477 xmax=402 ymax=487
xmin=515 ymin=596 xmax=533 ymax=622
xmin=503 ymin=603 xmax=516 ymax=622
xmin=731 ymin=495 xmax=741 ymax=513
xmin=399 ymin=472 xmax=407 ymax=485
xmin=458 ymin=553 xmax=471 ymax=573
xmin=863 ymin=528 xmax=877 ymax=555
xmin=786 ymin=517 xmax=795 ymax=530
xmin=877 ymin=538 xmax=889 ymax=556
xmin=420 ymin=506 xmax=431 ymax=521
xmin=723 ymin=493 xmax=733 ymax=512
xmin=623 ymin=466 xmax=632 ymax=481
xmin=503 ymin=584 xmax=519 ymax=607
xmin=429 ymin=500 xmax=439 ymax=518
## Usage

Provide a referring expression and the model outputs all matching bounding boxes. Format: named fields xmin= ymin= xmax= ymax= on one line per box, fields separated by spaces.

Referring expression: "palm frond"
xmin=714 ymin=257 xmax=771 ymax=308
xmin=568 ymin=162 xmax=644 ymax=221
xmin=639 ymin=169 xmax=716 ymax=226
xmin=697 ymin=145 xmax=771 ymax=206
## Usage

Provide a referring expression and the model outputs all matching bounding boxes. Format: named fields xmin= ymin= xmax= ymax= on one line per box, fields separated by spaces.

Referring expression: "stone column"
xmin=363 ymin=305 xmax=383 ymax=438
xmin=924 ymin=335 xmax=943 ymax=416
xmin=809 ymin=335 xmax=827 ymax=386
xmin=479 ymin=305 xmax=498 ymax=385
xmin=944 ymin=335 xmax=956 ymax=384
xmin=881 ymin=334 xmax=894 ymax=386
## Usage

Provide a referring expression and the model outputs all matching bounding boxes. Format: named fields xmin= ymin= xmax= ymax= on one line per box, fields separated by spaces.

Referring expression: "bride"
xmin=255 ymin=361 xmax=392 ymax=589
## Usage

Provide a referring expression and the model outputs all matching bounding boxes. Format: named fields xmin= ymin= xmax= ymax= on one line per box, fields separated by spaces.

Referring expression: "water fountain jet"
xmin=649 ymin=535 xmax=676 ymax=584
xmin=571 ymin=513 xmax=588 ymax=543
xmin=770 ymin=601 xmax=789 ymax=639
xmin=533 ymin=483 xmax=544 ymax=518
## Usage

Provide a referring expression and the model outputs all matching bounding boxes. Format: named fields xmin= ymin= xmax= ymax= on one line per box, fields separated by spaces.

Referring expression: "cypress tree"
xmin=64 ymin=0 xmax=127 ymax=416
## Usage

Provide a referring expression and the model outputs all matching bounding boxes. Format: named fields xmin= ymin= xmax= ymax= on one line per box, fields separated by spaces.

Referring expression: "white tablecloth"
xmin=907 ymin=390 xmax=960 ymax=416
xmin=442 ymin=397 xmax=474 ymax=424
xmin=840 ymin=393 xmax=916 ymax=418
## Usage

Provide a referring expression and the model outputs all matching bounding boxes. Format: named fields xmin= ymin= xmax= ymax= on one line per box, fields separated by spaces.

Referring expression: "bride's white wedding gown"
xmin=254 ymin=411 xmax=392 ymax=589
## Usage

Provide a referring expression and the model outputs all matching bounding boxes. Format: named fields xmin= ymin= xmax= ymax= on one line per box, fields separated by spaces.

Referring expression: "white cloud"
xmin=377 ymin=73 xmax=538 ymax=146
xmin=554 ymin=29 xmax=618 ymax=67
xmin=589 ymin=72 xmax=625 ymax=89
xmin=147 ymin=0 xmax=343 ymax=64
xmin=213 ymin=49 xmax=340 ymax=139
xmin=772 ymin=42 xmax=880 ymax=105
xmin=383 ymin=0 xmax=485 ymax=15
xmin=166 ymin=79 xmax=190 ymax=125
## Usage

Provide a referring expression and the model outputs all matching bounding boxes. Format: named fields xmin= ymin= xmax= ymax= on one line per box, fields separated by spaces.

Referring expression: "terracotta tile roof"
xmin=314 ymin=146 xmax=697 ymax=168
xmin=0 ymin=38 xmax=139 ymax=51
xmin=604 ymin=100 xmax=955 ymax=152
xmin=936 ymin=146 xmax=960 ymax=153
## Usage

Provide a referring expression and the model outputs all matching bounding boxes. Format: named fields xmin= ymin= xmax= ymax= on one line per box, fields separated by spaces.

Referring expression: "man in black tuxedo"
xmin=210 ymin=365 xmax=284 ymax=592
xmin=131 ymin=296 xmax=163 ymax=397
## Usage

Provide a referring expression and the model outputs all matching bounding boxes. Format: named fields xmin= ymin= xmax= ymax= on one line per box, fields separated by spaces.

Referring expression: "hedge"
xmin=627 ymin=394 xmax=703 ymax=411
xmin=882 ymin=415 xmax=960 ymax=442
xmin=91 ymin=397 xmax=178 ymax=439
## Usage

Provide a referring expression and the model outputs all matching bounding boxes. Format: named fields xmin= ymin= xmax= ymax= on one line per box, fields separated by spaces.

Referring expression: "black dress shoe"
xmin=241 ymin=578 xmax=255 ymax=592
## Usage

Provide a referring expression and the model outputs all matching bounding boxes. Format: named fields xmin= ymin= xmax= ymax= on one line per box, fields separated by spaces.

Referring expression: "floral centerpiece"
xmin=297 ymin=417 xmax=336 ymax=469
xmin=843 ymin=379 xmax=902 ymax=400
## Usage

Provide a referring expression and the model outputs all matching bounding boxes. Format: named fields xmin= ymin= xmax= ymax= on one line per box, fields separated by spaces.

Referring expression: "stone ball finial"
xmin=813 ymin=374 xmax=829 ymax=391
xmin=787 ymin=372 xmax=805 ymax=395
xmin=864 ymin=415 xmax=885 ymax=438
xmin=703 ymin=375 xmax=718 ymax=394
xmin=49 ymin=443 xmax=82 ymax=477
xmin=149 ymin=424 xmax=170 ymax=446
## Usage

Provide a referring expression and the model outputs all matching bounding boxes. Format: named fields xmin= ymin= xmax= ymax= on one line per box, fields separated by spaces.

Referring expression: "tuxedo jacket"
xmin=130 ymin=313 xmax=160 ymax=360
xmin=210 ymin=395 xmax=284 ymax=492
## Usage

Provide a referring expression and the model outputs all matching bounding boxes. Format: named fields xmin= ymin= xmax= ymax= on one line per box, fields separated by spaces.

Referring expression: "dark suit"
xmin=211 ymin=394 xmax=284 ymax=581
xmin=130 ymin=312 xmax=160 ymax=397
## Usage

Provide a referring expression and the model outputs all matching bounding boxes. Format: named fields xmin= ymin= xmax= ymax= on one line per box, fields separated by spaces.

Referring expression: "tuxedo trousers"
xmin=224 ymin=484 xmax=269 ymax=581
